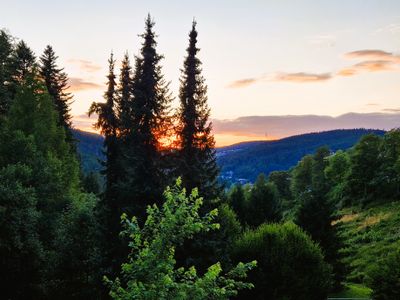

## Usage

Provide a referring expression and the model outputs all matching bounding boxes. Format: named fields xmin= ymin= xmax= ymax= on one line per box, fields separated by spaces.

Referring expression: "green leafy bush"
xmin=232 ymin=222 xmax=332 ymax=300
xmin=105 ymin=179 xmax=256 ymax=300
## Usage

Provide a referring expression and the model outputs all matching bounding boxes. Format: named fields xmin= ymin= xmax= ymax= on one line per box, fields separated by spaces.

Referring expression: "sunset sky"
xmin=1 ymin=0 xmax=400 ymax=145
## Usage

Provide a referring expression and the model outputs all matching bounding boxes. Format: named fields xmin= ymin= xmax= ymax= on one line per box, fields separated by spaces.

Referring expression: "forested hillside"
xmin=217 ymin=129 xmax=385 ymax=183
xmin=73 ymin=129 xmax=104 ymax=173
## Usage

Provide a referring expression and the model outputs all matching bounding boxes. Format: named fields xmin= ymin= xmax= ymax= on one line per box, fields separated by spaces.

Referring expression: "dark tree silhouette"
xmin=176 ymin=21 xmax=219 ymax=203
xmin=39 ymin=45 xmax=73 ymax=142
xmin=116 ymin=52 xmax=132 ymax=136
xmin=9 ymin=40 xmax=36 ymax=97
xmin=88 ymin=53 xmax=120 ymax=273
xmin=117 ymin=15 xmax=172 ymax=221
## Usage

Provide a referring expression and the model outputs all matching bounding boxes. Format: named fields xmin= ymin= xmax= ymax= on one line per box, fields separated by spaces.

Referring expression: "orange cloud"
xmin=354 ymin=60 xmax=395 ymax=71
xmin=228 ymin=72 xmax=332 ymax=88
xmin=274 ymin=72 xmax=332 ymax=83
xmin=344 ymin=49 xmax=400 ymax=62
xmin=69 ymin=77 xmax=102 ymax=92
xmin=339 ymin=49 xmax=400 ymax=76
xmin=228 ymin=49 xmax=398 ymax=88
xmin=67 ymin=59 xmax=102 ymax=72
xmin=338 ymin=60 xmax=397 ymax=76
xmin=337 ymin=68 xmax=358 ymax=77
xmin=72 ymin=113 xmax=99 ymax=132
xmin=227 ymin=77 xmax=261 ymax=88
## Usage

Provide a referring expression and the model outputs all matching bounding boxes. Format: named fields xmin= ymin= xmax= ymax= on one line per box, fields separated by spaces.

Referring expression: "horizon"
xmin=1 ymin=0 xmax=400 ymax=145
xmin=74 ymin=111 xmax=400 ymax=146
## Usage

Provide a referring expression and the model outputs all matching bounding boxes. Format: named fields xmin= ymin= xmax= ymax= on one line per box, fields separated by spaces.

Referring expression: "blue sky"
xmin=1 ymin=0 xmax=400 ymax=144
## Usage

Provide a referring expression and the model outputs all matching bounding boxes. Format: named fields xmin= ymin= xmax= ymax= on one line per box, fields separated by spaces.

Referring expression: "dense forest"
xmin=217 ymin=129 xmax=386 ymax=184
xmin=1 ymin=15 xmax=399 ymax=300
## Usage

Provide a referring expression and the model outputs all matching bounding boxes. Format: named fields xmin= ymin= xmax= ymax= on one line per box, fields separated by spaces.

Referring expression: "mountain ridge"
xmin=216 ymin=128 xmax=386 ymax=184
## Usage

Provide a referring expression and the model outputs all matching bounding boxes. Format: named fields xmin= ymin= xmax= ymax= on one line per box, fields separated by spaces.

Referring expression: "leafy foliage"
xmin=0 ymin=39 xmax=101 ymax=298
xmin=245 ymin=174 xmax=281 ymax=227
xmin=232 ymin=222 xmax=332 ymax=300
xmin=105 ymin=179 xmax=256 ymax=300
xmin=0 ymin=163 xmax=43 ymax=299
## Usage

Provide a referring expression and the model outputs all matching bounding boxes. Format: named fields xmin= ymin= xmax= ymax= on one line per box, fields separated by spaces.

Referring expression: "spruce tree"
xmin=89 ymin=53 xmax=118 ymax=192
xmin=9 ymin=40 xmax=36 ymax=88
xmin=89 ymin=53 xmax=120 ymax=274
xmin=39 ymin=45 xmax=73 ymax=141
xmin=118 ymin=15 xmax=172 ymax=220
xmin=176 ymin=21 xmax=219 ymax=202
xmin=116 ymin=52 xmax=132 ymax=136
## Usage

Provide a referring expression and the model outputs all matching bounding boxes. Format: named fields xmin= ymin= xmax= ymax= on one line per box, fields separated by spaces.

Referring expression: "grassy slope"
xmin=330 ymin=283 xmax=372 ymax=298
xmin=331 ymin=201 xmax=400 ymax=297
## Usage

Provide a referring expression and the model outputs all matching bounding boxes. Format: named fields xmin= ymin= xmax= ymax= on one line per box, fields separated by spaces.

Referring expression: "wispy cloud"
xmin=382 ymin=108 xmax=400 ymax=113
xmin=69 ymin=77 xmax=102 ymax=92
xmin=227 ymin=72 xmax=331 ymax=88
xmin=67 ymin=59 xmax=102 ymax=73
xmin=344 ymin=49 xmax=400 ymax=63
xmin=339 ymin=49 xmax=400 ymax=76
xmin=338 ymin=60 xmax=396 ymax=76
xmin=228 ymin=77 xmax=261 ymax=88
xmin=274 ymin=72 xmax=332 ymax=83
xmin=227 ymin=48 xmax=399 ymax=88
xmin=366 ymin=103 xmax=380 ymax=106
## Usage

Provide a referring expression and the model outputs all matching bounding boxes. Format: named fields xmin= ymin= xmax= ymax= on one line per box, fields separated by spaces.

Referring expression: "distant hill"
xmin=73 ymin=129 xmax=104 ymax=174
xmin=217 ymin=129 xmax=385 ymax=184
xmin=72 ymin=128 xmax=386 ymax=182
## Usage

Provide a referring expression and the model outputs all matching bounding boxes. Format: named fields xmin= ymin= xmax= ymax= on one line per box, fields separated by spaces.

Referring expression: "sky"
xmin=1 ymin=0 xmax=400 ymax=146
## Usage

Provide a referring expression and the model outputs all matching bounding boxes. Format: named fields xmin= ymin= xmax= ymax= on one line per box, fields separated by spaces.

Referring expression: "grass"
xmin=336 ymin=201 xmax=400 ymax=284
xmin=330 ymin=283 xmax=372 ymax=298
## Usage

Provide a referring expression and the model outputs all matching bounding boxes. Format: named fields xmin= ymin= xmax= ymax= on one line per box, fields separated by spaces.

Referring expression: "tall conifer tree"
xmin=9 ymin=40 xmax=36 ymax=81
xmin=89 ymin=52 xmax=118 ymax=201
xmin=9 ymin=40 xmax=36 ymax=97
xmin=39 ymin=45 xmax=73 ymax=141
xmin=116 ymin=52 xmax=132 ymax=135
xmin=118 ymin=15 xmax=172 ymax=219
xmin=176 ymin=21 xmax=219 ymax=202
xmin=89 ymin=53 xmax=120 ymax=273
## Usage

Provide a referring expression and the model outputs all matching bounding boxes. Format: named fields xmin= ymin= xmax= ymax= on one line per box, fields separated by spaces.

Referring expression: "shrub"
xmin=105 ymin=179 xmax=256 ymax=300
xmin=231 ymin=222 xmax=332 ymax=300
